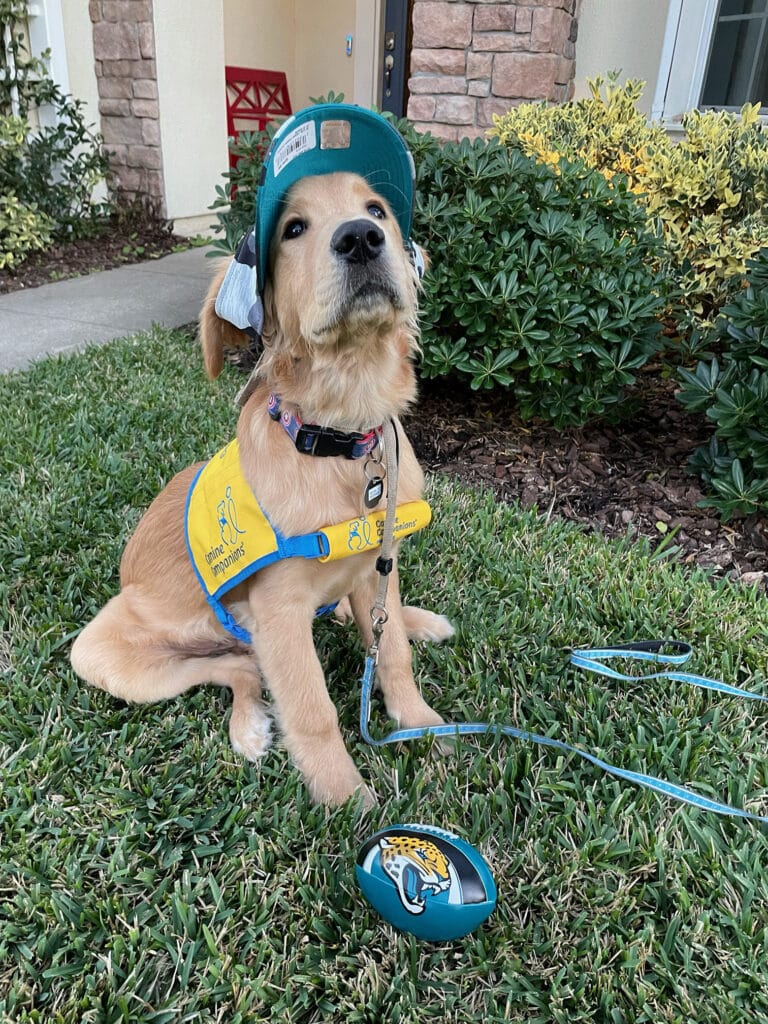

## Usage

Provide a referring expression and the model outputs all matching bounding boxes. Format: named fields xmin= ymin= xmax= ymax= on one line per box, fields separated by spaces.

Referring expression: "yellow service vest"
xmin=185 ymin=439 xmax=431 ymax=643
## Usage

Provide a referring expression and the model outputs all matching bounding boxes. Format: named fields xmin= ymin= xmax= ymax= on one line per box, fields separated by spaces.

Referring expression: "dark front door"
xmin=380 ymin=0 xmax=411 ymax=116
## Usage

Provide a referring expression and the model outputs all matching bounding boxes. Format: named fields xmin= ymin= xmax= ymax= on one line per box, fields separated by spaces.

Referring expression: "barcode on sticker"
xmin=272 ymin=122 xmax=317 ymax=176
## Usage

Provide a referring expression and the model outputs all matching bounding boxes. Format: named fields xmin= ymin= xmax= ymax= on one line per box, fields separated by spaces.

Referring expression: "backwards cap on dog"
xmin=214 ymin=104 xmax=422 ymax=342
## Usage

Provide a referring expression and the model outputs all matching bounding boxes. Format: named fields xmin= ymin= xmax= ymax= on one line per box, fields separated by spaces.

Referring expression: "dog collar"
xmin=267 ymin=393 xmax=381 ymax=459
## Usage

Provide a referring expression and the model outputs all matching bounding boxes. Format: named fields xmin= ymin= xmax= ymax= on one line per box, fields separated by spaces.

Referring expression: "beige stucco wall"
xmin=223 ymin=0 xmax=296 ymax=86
xmin=153 ymin=0 xmax=229 ymax=230
xmin=60 ymin=0 xmax=100 ymax=126
xmin=222 ymin=0 xmax=357 ymax=111
xmin=574 ymin=0 xmax=671 ymax=114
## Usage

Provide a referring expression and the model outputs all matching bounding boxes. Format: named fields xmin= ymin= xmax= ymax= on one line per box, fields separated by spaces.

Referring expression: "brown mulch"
xmin=0 ymin=217 xmax=189 ymax=295
xmin=404 ymin=374 xmax=768 ymax=589
xmin=4 ymin=232 xmax=767 ymax=588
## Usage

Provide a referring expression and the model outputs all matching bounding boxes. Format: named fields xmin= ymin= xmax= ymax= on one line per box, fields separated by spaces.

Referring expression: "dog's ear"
xmin=260 ymin=281 xmax=277 ymax=342
xmin=198 ymin=260 xmax=254 ymax=380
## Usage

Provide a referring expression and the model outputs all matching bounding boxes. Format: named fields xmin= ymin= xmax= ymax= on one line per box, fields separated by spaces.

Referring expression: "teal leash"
xmin=359 ymin=641 xmax=768 ymax=824
xmin=569 ymin=640 xmax=768 ymax=701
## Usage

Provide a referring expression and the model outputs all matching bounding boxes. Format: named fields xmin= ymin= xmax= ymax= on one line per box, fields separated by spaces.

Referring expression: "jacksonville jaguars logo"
xmin=376 ymin=835 xmax=456 ymax=915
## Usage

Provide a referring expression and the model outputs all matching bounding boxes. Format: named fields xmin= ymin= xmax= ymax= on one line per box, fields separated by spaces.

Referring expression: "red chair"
xmin=225 ymin=66 xmax=292 ymax=169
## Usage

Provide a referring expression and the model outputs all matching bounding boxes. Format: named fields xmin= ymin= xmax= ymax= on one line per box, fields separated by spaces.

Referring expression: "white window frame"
xmin=654 ymin=0 xmax=768 ymax=125
xmin=652 ymin=0 xmax=721 ymax=124
xmin=27 ymin=1 xmax=68 ymax=91
xmin=2 ymin=19 xmax=21 ymax=116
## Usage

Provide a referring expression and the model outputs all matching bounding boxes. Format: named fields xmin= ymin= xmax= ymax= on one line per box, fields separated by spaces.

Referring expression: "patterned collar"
xmin=267 ymin=393 xmax=381 ymax=459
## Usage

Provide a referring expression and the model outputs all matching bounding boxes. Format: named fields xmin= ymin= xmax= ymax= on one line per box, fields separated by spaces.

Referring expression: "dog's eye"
xmin=283 ymin=219 xmax=307 ymax=239
xmin=367 ymin=203 xmax=386 ymax=220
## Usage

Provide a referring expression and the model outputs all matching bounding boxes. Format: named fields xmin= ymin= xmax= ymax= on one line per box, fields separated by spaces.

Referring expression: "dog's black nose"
xmin=331 ymin=219 xmax=385 ymax=264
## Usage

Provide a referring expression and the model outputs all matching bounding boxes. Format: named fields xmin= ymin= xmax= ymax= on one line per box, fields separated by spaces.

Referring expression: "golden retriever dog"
xmin=71 ymin=171 xmax=453 ymax=806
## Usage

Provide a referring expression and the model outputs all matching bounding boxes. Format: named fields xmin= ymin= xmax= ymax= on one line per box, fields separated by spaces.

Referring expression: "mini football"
xmin=355 ymin=823 xmax=497 ymax=941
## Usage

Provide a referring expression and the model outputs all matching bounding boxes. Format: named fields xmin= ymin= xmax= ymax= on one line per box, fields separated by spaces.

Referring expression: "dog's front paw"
xmin=398 ymin=703 xmax=455 ymax=756
xmin=308 ymin=765 xmax=376 ymax=811
xmin=295 ymin=740 xmax=376 ymax=809
xmin=399 ymin=702 xmax=445 ymax=732
xmin=333 ymin=597 xmax=354 ymax=625
xmin=401 ymin=607 xmax=455 ymax=643
xmin=229 ymin=706 xmax=272 ymax=761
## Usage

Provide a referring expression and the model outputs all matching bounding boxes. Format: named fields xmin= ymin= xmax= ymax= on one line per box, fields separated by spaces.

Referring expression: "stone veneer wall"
xmin=408 ymin=0 xmax=580 ymax=141
xmin=89 ymin=0 xmax=164 ymax=211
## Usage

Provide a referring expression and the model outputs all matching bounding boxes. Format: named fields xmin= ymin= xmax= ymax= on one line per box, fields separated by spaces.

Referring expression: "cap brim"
xmin=255 ymin=104 xmax=415 ymax=291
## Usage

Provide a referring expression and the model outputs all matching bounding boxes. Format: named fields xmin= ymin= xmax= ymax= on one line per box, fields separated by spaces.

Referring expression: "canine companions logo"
xmin=347 ymin=517 xmax=373 ymax=552
xmin=205 ymin=485 xmax=247 ymax=579
xmin=217 ymin=485 xmax=246 ymax=547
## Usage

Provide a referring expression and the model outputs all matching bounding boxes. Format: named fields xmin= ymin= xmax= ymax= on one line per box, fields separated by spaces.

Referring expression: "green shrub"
xmin=490 ymin=75 xmax=768 ymax=325
xmin=396 ymin=123 xmax=665 ymax=426
xmin=208 ymin=127 xmax=274 ymax=256
xmin=0 ymin=0 xmax=111 ymax=253
xmin=677 ymin=250 xmax=768 ymax=518
xmin=3 ymin=95 xmax=113 ymax=240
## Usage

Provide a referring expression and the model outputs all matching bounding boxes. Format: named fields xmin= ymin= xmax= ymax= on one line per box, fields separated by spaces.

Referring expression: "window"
xmin=701 ymin=0 xmax=768 ymax=109
xmin=653 ymin=0 xmax=768 ymax=122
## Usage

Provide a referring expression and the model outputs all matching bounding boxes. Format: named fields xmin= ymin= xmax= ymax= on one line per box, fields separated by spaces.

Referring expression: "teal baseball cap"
xmin=255 ymin=104 xmax=416 ymax=291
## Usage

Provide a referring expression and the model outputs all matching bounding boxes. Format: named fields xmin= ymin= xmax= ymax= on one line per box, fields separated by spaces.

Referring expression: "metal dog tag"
xmin=363 ymin=476 xmax=385 ymax=510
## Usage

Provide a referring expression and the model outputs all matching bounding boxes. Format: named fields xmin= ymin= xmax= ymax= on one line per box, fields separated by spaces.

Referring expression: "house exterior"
xmin=14 ymin=1 xmax=768 ymax=235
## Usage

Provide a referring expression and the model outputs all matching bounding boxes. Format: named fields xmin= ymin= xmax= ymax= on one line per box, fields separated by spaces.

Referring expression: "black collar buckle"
xmin=294 ymin=425 xmax=362 ymax=459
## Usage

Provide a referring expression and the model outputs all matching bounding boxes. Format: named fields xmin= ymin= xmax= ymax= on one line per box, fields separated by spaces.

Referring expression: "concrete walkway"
xmin=0 ymin=246 xmax=218 ymax=372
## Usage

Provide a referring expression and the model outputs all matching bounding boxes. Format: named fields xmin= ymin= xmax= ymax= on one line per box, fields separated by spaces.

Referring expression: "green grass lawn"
xmin=2 ymin=326 xmax=768 ymax=1023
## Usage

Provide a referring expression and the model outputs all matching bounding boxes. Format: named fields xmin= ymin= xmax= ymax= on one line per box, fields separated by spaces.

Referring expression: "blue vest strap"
xmin=278 ymin=531 xmax=330 ymax=560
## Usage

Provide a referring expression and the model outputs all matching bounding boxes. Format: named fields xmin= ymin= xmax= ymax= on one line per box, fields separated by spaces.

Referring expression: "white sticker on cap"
xmin=272 ymin=121 xmax=317 ymax=176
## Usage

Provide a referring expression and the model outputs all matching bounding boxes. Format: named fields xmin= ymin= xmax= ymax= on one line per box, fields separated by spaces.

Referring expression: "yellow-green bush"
xmin=490 ymin=76 xmax=768 ymax=324
xmin=0 ymin=193 xmax=52 ymax=269
xmin=0 ymin=116 xmax=52 ymax=269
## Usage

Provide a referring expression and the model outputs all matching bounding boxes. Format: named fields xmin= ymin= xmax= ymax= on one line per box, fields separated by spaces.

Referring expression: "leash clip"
xmin=368 ymin=606 xmax=389 ymax=666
